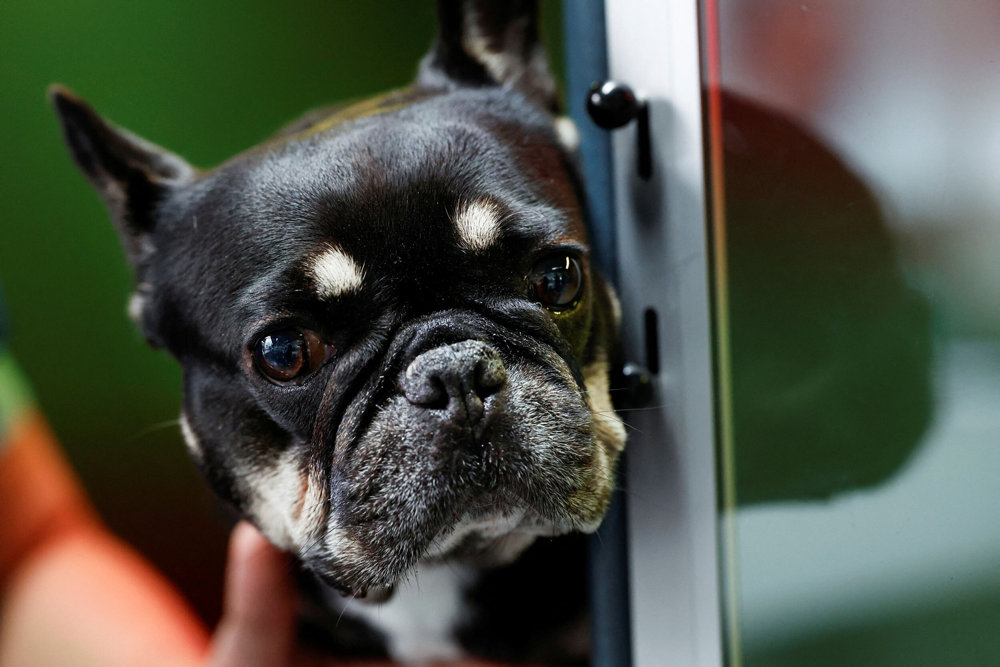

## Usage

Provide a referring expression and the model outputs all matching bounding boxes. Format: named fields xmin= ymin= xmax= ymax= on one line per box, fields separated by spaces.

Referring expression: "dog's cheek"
xmin=502 ymin=363 xmax=606 ymax=525
xmin=577 ymin=273 xmax=625 ymax=459
xmin=583 ymin=349 xmax=627 ymax=458
xmin=239 ymin=444 xmax=330 ymax=551
xmin=179 ymin=411 xmax=205 ymax=465
xmin=180 ymin=368 xmax=332 ymax=552
xmin=551 ymin=282 xmax=595 ymax=362
xmin=504 ymin=356 xmax=621 ymax=532
xmin=178 ymin=406 xmax=249 ymax=513
xmin=565 ymin=350 xmax=625 ymax=531
xmin=568 ymin=276 xmax=626 ymax=531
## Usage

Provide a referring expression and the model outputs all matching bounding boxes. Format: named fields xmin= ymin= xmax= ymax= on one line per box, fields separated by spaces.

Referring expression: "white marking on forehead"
xmin=310 ymin=245 xmax=365 ymax=298
xmin=178 ymin=411 xmax=203 ymax=464
xmin=454 ymin=200 xmax=502 ymax=251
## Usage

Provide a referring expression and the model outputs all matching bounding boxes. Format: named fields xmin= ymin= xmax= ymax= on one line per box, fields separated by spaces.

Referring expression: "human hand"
xmin=207 ymin=522 xmax=528 ymax=667
xmin=207 ymin=521 xmax=298 ymax=667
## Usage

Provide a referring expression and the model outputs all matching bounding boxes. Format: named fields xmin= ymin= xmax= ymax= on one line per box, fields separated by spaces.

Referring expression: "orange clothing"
xmin=0 ymin=362 xmax=209 ymax=664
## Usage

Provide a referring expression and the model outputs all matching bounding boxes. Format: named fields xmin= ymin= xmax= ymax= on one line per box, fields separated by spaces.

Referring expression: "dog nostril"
xmin=402 ymin=341 xmax=506 ymax=413
xmin=402 ymin=365 xmax=450 ymax=407
xmin=422 ymin=377 xmax=450 ymax=410
xmin=474 ymin=355 xmax=506 ymax=399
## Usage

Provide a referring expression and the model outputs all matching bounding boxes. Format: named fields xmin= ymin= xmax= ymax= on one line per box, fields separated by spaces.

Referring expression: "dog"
xmin=51 ymin=0 xmax=625 ymax=662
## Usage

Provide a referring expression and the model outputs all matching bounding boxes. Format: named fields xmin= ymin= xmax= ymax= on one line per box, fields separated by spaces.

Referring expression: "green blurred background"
xmin=0 ymin=0 xmax=562 ymax=622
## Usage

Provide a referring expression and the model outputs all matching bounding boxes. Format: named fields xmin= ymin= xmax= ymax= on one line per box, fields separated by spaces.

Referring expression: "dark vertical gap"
xmin=643 ymin=307 xmax=660 ymax=375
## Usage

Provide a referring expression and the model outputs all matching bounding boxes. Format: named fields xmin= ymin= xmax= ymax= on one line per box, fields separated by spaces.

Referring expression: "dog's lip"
xmin=306 ymin=498 xmax=528 ymax=595
xmin=315 ymin=570 xmax=396 ymax=602
xmin=422 ymin=504 xmax=532 ymax=556
xmin=317 ymin=571 xmax=363 ymax=598
xmin=304 ymin=494 xmax=471 ymax=595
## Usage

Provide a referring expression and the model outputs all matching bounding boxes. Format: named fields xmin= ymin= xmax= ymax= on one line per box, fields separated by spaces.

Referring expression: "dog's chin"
xmin=421 ymin=506 xmax=557 ymax=565
xmin=303 ymin=481 xmax=610 ymax=602
xmin=308 ymin=509 xmax=570 ymax=604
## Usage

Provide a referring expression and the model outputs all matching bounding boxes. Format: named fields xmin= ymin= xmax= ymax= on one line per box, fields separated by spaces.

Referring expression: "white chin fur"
xmin=331 ymin=562 xmax=472 ymax=663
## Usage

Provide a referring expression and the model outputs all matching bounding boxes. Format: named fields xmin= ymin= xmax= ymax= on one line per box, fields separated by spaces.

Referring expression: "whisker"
xmin=609 ymin=404 xmax=668 ymax=414
xmin=127 ymin=418 xmax=182 ymax=441
xmin=335 ymin=596 xmax=354 ymax=627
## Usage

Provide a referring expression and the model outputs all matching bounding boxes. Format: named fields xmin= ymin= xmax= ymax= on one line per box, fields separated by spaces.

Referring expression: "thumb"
xmin=208 ymin=522 xmax=297 ymax=667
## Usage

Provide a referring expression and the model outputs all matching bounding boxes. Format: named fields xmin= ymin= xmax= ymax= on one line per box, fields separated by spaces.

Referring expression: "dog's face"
xmin=52 ymin=1 xmax=624 ymax=597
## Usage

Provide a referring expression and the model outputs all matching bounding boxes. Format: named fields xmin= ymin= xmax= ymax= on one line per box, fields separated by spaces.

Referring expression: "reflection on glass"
xmin=721 ymin=93 xmax=933 ymax=504
xmin=707 ymin=1 xmax=1000 ymax=664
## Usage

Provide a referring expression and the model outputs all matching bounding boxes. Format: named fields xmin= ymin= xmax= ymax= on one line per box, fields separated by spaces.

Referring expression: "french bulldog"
xmin=51 ymin=0 xmax=625 ymax=662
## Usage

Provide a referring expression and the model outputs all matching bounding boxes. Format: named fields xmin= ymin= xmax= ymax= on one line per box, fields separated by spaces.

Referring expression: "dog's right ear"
xmin=419 ymin=0 xmax=557 ymax=112
xmin=49 ymin=85 xmax=195 ymax=274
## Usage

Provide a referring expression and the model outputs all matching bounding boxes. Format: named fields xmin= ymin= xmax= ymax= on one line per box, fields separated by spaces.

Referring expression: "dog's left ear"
xmin=420 ymin=0 xmax=557 ymax=112
xmin=48 ymin=84 xmax=196 ymax=275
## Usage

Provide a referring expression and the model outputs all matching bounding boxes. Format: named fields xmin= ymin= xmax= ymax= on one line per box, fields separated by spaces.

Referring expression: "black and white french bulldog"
xmin=52 ymin=0 xmax=625 ymax=662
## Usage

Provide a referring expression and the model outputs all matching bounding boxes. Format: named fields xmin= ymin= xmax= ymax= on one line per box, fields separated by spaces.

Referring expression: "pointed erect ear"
xmin=419 ymin=0 xmax=557 ymax=112
xmin=49 ymin=84 xmax=195 ymax=271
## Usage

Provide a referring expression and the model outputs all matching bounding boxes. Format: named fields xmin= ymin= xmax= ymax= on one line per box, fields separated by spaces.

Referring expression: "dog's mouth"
xmin=309 ymin=504 xmax=532 ymax=597
xmin=421 ymin=504 xmax=557 ymax=565
xmin=301 ymin=389 xmax=606 ymax=600
xmin=308 ymin=481 xmax=538 ymax=598
xmin=309 ymin=500 xmax=562 ymax=601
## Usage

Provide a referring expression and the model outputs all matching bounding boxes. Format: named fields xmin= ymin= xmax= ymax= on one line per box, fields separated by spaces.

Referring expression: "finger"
xmin=208 ymin=521 xmax=297 ymax=667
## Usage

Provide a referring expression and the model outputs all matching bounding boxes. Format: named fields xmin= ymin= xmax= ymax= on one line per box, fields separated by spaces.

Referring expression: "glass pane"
xmin=704 ymin=1 xmax=1000 ymax=664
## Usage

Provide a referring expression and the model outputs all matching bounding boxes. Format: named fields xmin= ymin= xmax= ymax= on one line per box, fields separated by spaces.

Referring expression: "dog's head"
xmin=52 ymin=0 xmax=625 ymax=597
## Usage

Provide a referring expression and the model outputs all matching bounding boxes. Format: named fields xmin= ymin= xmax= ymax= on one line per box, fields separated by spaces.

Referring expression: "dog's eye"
xmin=531 ymin=254 xmax=583 ymax=310
xmin=252 ymin=329 xmax=331 ymax=383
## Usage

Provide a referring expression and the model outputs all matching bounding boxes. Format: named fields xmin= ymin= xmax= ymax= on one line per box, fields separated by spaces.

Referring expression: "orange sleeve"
xmin=0 ymin=411 xmax=97 ymax=581
xmin=0 ymin=411 xmax=210 ymax=666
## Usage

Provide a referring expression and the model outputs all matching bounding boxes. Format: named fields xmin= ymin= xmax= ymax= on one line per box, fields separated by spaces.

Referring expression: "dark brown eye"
xmin=252 ymin=329 xmax=332 ymax=383
xmin=531 ymin=254 xmax=583 ymax=310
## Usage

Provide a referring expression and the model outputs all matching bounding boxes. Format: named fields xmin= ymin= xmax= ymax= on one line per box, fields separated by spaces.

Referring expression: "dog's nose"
xmin=402 ymin=341 xmax=507 ymax=422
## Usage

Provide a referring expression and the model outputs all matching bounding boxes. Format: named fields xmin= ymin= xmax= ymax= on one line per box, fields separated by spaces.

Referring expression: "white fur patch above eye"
xmin=310 ymin=246 xmax=365 ymax=299
xmin=454 ymin=200 xmax=502 ymax=251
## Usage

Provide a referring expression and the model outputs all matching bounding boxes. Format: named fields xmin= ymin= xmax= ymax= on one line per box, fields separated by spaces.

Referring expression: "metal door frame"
xmin=567 ymin=1 xmax=725 ymax=664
